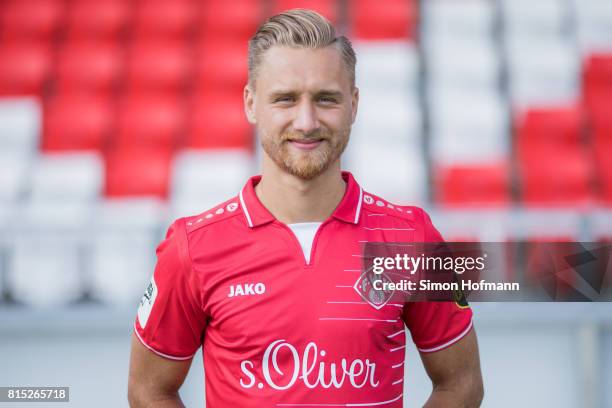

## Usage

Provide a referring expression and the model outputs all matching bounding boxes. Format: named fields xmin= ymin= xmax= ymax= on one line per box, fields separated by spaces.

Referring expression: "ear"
xmin=244 ymin=84 xmax=256 ymax=124
xmin=350 ymin=86 xmax=359 ymax=124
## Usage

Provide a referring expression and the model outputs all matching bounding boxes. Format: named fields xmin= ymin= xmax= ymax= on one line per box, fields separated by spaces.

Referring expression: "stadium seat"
xmin=7 ymin=201 xmax=90 ymax=307
xmin=423 ymin=0 xmax=494 ymax=43
xmin=517 ymin=106 xmax=584 ymax=147
xmin=429 ymin=91 xmax=509 ymax=164
xmin=0 ymin=0 xmax=64 ymax=41
xmin=105 ymin=147 xmax=173 ymax=198
xmin=354 ymin=42 xmax=420 ymax=93
xmin=507 ymin=41 xmax=580 ymax=108
xmin=346 ymin=143 xmax=427 ymax=205
xmin=501 ymin=0 xmax=567 ymax=41
xmin=594 ymin=136 xmax=612 ymax=206
xmin=200 ymin=0 xmax=262 ymax=41
xmin=171 ymin=149 xmax=254 ymax=217
xmin=0 ymin=43 xmax=52 ymax=96
xmin=0 ymin=98 xmax=41 ymax=155
xmin=351 ymin=0 xmax=417 ymax=40
xmin=29 ymin=152 xmax=104 ymax=203
xmin=187 ymin=93 xmax=253 ymax=149
xmin=583 ymin=53 xmax=612 ymax=114
xmin=126 ymin=41 xmax=193 ymax=94
xmin=195 ymin=40 xmax=248 ymax=94
xmin=272 ymin=0 xmax=339 ymax=24
xmin=133 ymin=0 xmax=196 ymax=40
xmin=91 ymin=198 xmax=166 ymax=304
xmin=426 ymin=41 xmax=500 ymax=95
xmin=516 ymin=106 xmax=593 ymax=206
xmin=66 ymin=0 xmax=130 ymax=41
xmin=434 ymin=163 xmax=511 ymax=208
xmin=574 ymin=0 xmax=612 ymax=55
xmin=352 ymin=91 xmax=422 ymax=144
xmin=518 ymin=146 xmax=593 ymax=206
xmin=116 ymin=94 xmax=184 ymax=150
xmin=43 ymin=95 xmax=114 ymax=152
xmin=55 ymin=42 xmax=124 ymax=94
xmin=0 ymin=153 xmax=29 ymax=204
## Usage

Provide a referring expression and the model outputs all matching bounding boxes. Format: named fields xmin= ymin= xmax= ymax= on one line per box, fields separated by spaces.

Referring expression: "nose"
xmin=292 ymin=100 xmax=320 ymax=135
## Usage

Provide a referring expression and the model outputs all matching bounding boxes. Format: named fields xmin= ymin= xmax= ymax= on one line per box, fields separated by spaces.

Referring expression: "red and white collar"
xmin=238 ymin=171 xmax=363 ymax=228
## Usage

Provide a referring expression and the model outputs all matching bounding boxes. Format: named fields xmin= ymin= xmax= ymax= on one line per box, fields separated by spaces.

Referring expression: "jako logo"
xmin=228 ymin=283 xmax=266 ymax=297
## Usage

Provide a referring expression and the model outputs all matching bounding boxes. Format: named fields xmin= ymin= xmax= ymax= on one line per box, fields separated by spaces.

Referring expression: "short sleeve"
xmin=402 ymin=208 xmax=474 ymax=353
xmin=134 ymin=218 xmax=207 ymax=360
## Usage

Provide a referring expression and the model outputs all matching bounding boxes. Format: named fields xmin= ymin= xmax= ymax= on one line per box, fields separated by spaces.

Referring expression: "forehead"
xmin=255 ymin=45 xmax=350 ymax=92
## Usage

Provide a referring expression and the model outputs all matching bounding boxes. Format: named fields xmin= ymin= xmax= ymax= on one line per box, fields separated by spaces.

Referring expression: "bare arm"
xmin=128 ymin=333 xmax=193 ymax=407
xmin=420 ymin=328 xmax=484 ymax=408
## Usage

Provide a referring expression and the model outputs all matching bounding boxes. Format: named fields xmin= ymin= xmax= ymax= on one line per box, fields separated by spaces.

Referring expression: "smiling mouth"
xmin=288 ymin=138 xmax=324 ymax=151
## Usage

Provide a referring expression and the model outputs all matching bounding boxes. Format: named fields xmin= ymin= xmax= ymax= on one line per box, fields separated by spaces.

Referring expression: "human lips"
xmin=287 ymin=138 xmax=324 ymax=151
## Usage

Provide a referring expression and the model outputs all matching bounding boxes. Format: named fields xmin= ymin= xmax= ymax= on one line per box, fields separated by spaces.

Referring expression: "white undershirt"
xmin=287 ymin=222 xmax=322 ymax=264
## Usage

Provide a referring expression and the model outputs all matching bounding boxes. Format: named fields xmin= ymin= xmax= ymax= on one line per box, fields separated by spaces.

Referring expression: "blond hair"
xmin=248 ymin=9 xmax=356 ymax=88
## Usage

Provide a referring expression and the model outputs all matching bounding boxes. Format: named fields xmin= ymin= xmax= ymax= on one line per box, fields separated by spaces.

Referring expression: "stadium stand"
xmin=0 ymin=0 xmax=610 ymax=306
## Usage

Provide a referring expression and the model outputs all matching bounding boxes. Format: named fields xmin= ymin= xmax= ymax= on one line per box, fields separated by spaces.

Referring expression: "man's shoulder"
xmin=182 ymin=196 xmax=245 ymax=235
xmin=360 ymin=190 xmax=428 ymax=224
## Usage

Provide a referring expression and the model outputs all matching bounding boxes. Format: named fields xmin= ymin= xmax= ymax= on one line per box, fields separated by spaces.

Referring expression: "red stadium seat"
xmin=200 ymin=0 xmax=262 ymax=41
xmin=435 ymin=163 xmax=511 ymax=207
xmin=0 ymin=0 xmax=64 ymax=41
xmin=56 ymin=42 xmax=124 ymax=94
xmin=583 ymin=54 xmax=612 ymax=125
xmin=116 ymin=94 xmax=185 ymax=150
xmin=126 ymin=41 xmax=193 ymax=93
xmin=518 ymin=145 xmax=594 ymax=206
xmin=517 ymin=106 xmax=584 ymax=147
xmin=187 ymin=93 xmax=253 ymax=149
xmin=196 ymin=40 xmax=248 ymax=94
xmin=594 ymin=137 xmax=612 ymax=206
xmin=272 ymin=0 xmax=339 ymax=24
xmin=0 ymin=43 xmax=52 ymax=95
xmin=105 ymin=147 xmax=172 ymax=198
xmin=43 ymin=95 xmax=114 ymax=152
xmin=351 ymin=0 xmax=417 ymax=40
xmin=66 ymin=0 xmax=130 ymax=41
xmin=516 ymin=106 xmax=594 ymax=206
xmin=133 ymin=0 xmax=196 ymax=40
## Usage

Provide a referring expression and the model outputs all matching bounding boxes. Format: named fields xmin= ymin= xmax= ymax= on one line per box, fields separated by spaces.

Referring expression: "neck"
xmin=255 ymin=158 xmax=346 ymax=224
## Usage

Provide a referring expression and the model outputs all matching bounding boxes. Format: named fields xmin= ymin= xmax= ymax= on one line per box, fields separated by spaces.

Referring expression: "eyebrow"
xmin=268 ymin=89 xmax=344 ymax=101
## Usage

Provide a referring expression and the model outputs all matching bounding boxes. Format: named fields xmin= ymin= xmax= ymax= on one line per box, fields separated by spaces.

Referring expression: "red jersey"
xmin=134 ymin=171 xmax=473 ymax=407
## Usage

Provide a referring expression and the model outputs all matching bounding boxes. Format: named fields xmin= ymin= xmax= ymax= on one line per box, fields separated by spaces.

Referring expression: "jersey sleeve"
xmin=134 ymin=218 xmax=207 ymax=360
xmin=402 ymin=208 xmax=474 ymax=353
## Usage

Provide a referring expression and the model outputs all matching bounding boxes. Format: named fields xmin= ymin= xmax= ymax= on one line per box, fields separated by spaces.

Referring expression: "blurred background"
xmin=0 ymin=0 xmax=610 ymax=406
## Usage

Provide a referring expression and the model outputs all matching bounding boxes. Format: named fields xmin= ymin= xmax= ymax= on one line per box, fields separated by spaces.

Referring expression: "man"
xmin=128 ymin=9 xmax=483 ymax=408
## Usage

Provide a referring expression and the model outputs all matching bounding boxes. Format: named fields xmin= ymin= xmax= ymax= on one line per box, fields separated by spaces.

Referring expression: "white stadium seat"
xmin=426 ymin=41 xmax=500 ymax=95
xmin=423 ymin=0 xmax=495 ymax=43
xmin=428 ymin=90 xmax=509 ymax=165
xmin=506 ymin=41 xmax=580 ymax=108
xmin=171 ymin=149 xmax=254 ymax=218
xmin=345 ymin=142 xmax=427 ymax=206
xmin=90 ymin=198 xmax=167 ymax=305
xmin=7 ymin=202 xmax=91 ymax=307
xmin=501 ymin=0 xmax=568 ymax=41
xmin=354 ymin=41 xmax=420 ymax=94
xmin=573 ymin=0 xmax=612 ymax=54
xmin=0 ymin=153 xmax=30 ymax=203
xmin=352 ymin=91 xmax=422 ymax=144
xmin=0 ymin=97 xmax=41 ymax=156
xmin=29 ymin=152 xmax=104 ymax=203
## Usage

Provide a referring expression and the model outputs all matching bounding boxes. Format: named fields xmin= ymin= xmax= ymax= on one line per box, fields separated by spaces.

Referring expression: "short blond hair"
xmin=248 ymin=9 xmax=356 ymax=88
